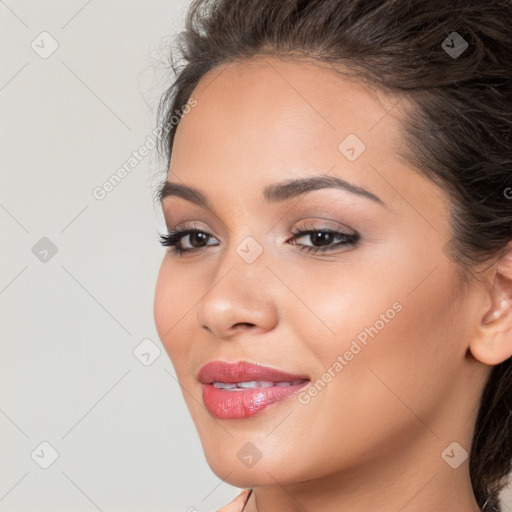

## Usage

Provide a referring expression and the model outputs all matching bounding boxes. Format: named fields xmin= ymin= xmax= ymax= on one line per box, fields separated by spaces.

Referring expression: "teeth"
xmin=238 ymin=380 xmax=272 ymax=388
xmin=212 ymin=382 xmax=238 ymax=389
xmin=212 ymin=379 xmax=307 ymax=390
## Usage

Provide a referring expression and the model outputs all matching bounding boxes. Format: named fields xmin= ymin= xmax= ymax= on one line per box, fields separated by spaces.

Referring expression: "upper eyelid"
xmin=161 ymin=193 xmax=372 ymax=234
xmin=166 ymin=212 xmax=354 ymax=229
xmin=166 ymin=215 xmax=356 ymax=232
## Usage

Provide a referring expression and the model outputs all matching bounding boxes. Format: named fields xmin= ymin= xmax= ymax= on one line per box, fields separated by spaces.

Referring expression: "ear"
xmin=469 ymin=241 xmax=512 ymax=366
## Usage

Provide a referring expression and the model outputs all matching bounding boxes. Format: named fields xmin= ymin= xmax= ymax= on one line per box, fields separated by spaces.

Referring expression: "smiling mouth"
xmin=197 ymin=360 xmax=311 ymax=419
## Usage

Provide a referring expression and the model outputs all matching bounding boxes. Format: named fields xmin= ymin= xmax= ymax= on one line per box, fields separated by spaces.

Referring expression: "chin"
xmin=201 ymin=435 xmax=304 ymax=488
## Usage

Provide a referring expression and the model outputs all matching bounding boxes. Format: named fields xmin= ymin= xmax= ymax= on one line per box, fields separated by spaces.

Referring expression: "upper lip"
xmin=197 ymin=360 xmax=310 ymax=384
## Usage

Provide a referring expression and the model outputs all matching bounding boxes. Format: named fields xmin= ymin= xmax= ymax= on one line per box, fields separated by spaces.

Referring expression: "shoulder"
xmin=216 ymin=489 xmax=253 ymax=512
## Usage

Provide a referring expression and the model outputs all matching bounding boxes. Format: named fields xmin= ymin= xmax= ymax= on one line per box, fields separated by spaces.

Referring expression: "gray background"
xmin=1 ymin=1 xmax=511 ymax=511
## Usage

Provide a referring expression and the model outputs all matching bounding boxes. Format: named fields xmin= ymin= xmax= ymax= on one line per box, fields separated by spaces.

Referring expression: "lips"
xmin=197 ymin=360 xmax=309 ymax=384
xmin=197 ymin=361 xmax=310 ymax=419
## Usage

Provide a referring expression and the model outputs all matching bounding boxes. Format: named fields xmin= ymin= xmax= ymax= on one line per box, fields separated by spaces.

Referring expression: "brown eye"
xmin=289 ymin=224 xmax=360 ymax=255
xmin=159 ymin=228 xmax=219 ymax=256
xmin=183 ymin=231 xmax=210 ymax=248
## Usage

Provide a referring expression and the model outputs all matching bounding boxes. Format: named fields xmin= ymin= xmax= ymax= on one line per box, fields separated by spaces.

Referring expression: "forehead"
xmin=178 ymin=56 xmax=402 ymax=142
xmin=167 ymin=56 xmax=439 ymax=217
xmin=192 ymin=55 xmax=393 ymax=113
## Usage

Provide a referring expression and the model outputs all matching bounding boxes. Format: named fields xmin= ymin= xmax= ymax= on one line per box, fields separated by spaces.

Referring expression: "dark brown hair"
xmin=156 ymin=1 xmax=512 ymax=510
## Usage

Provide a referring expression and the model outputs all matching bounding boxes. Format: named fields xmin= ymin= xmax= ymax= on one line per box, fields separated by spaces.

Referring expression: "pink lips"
xmin=197 ymin=361 xmax=310 ymax=419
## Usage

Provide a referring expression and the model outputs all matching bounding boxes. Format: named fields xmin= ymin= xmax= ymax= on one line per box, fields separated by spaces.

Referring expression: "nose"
xmin=195 ymin=248 xmax=279 ymax=340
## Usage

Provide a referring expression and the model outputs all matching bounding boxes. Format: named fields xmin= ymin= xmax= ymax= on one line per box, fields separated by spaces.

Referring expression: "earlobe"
xmin=469 ymin=242 xmax=512 ymax=366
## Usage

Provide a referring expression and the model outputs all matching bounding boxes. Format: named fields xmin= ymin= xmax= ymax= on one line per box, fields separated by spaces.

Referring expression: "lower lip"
xmin=202 ymin=382 xmax=310 ymax=419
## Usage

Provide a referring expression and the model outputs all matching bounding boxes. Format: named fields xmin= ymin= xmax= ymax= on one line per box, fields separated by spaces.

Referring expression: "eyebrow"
xmin=158 ymin=174 xmax=384 ymax=209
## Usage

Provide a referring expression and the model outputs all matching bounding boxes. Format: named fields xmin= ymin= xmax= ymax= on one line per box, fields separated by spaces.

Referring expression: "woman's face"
xmin=154 ymin=57 xmax=488 ymax=489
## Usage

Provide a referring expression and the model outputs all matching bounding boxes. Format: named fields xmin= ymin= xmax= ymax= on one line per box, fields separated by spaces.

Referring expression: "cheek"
xmin=286 ymin=233 xmax=464 ymax=373
xmin=153 ymin=259 xmax=192 ymax=363
xmin=304 ymin=261 xmax=464 ymax=430
xmin=153 ymin=261 xmax=171 ymax=341
xmin=275 ymin=256 xmax=405 ymax=360
xmin=287 ymin=247 xmax=465 ymax=407
xmin=267 ymin=267 xmax=464 ymax=477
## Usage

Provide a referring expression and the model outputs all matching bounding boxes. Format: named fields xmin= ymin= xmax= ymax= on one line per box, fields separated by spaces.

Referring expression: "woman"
xmin=153 ymin=1 xmax=512 ymax=510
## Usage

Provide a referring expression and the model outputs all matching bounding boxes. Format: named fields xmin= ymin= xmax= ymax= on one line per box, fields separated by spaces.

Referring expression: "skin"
xmin=153 ymin=56 xmax=512 ymax=512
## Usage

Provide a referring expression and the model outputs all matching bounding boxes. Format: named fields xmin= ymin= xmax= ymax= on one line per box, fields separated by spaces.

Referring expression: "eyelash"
xmin=159 ymin=223 xmax=360 ymax=257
